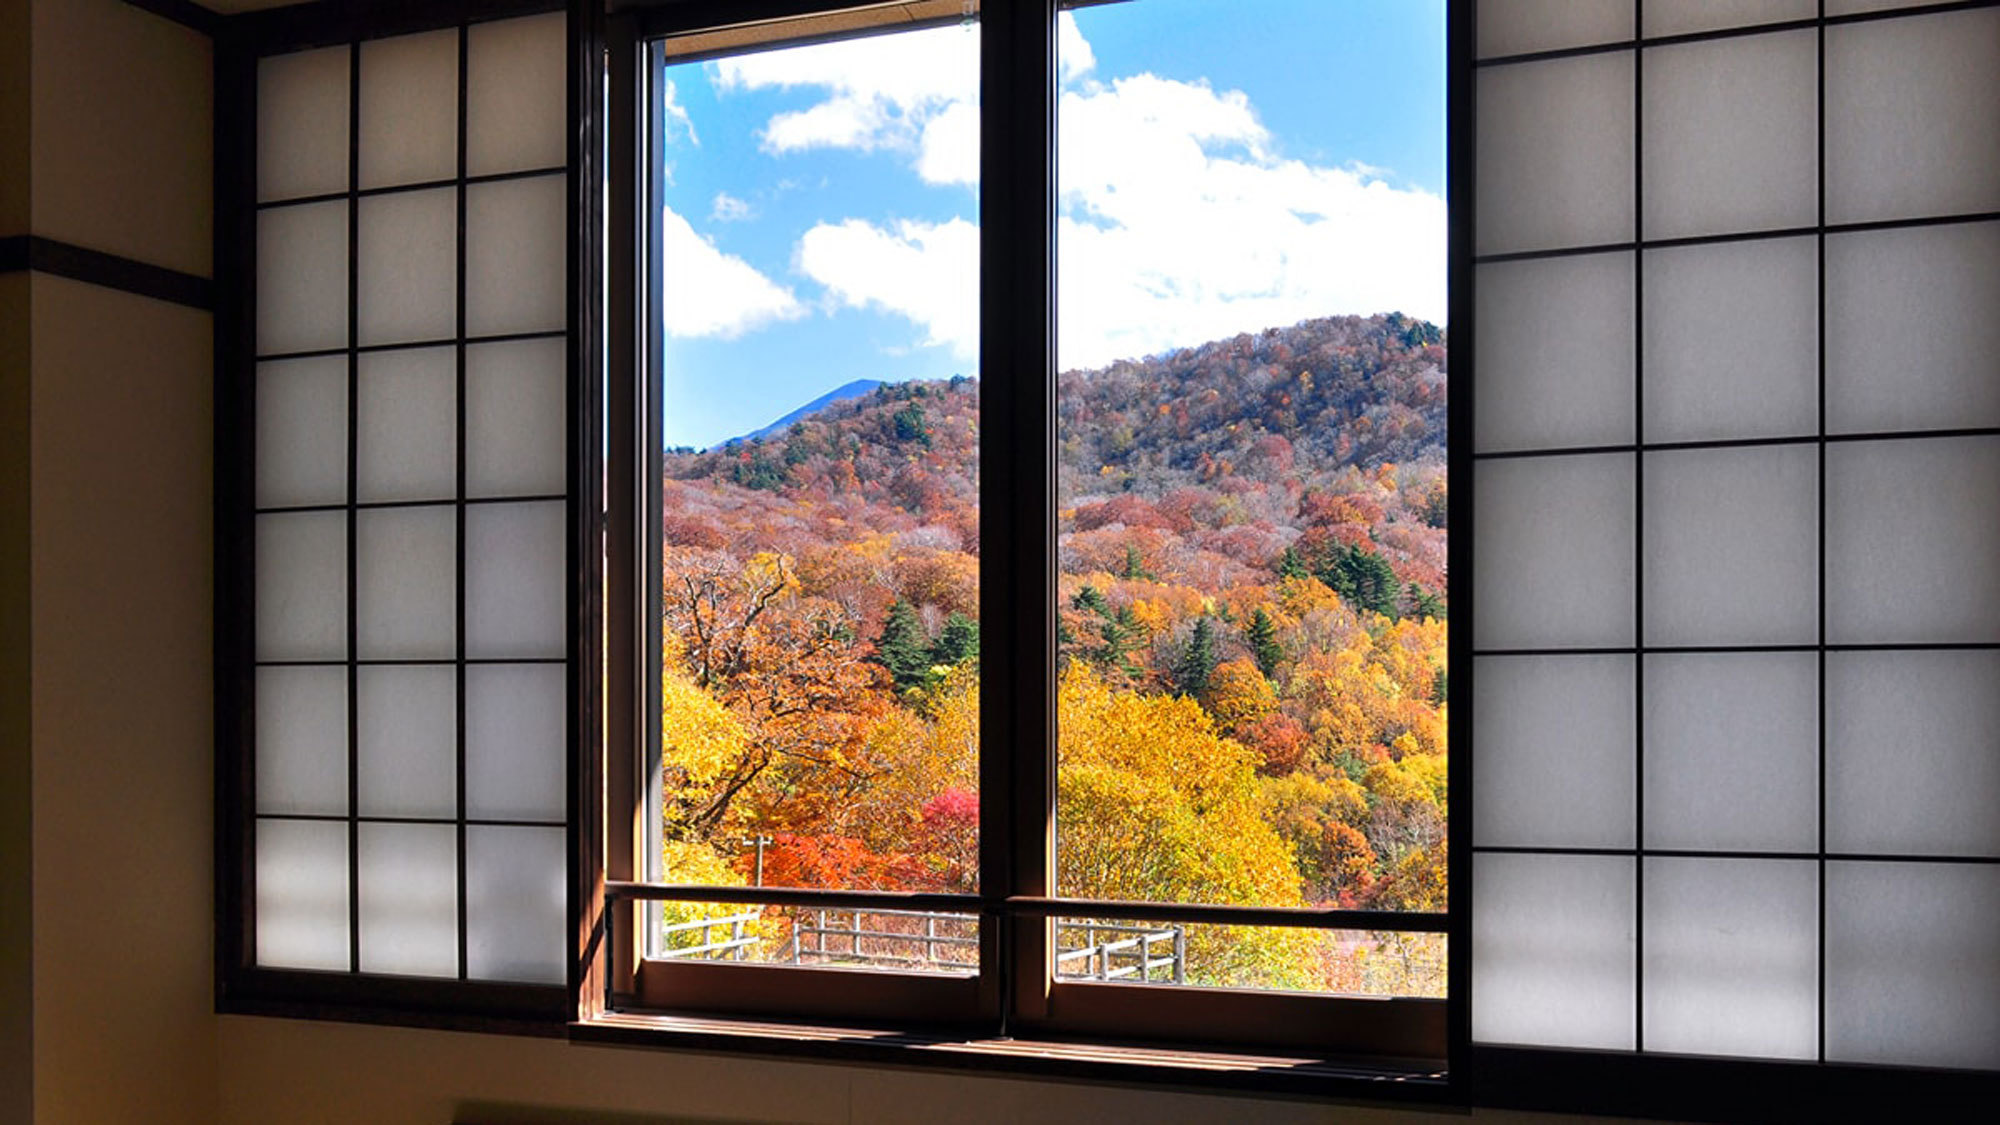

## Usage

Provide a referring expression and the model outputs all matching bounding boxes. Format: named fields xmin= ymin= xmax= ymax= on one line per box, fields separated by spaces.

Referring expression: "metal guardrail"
xmin=657 ymin=910 xmax=761 ymax=960
xmin=1055 ymin=920 xmax=1185 ymax=984
xmin=792 ymin=908 xmax=979 ymax=969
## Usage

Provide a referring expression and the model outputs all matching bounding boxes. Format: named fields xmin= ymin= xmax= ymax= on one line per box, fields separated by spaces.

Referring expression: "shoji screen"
xmin=243 ymin=8 xmax=572 ymax=990
xmin=1470 ymin=1 xmax=1999 ymax=1067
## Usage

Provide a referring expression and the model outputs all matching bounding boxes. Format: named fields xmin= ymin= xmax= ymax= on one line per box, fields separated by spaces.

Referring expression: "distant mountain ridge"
xmin=716 ymin=378 xmax=885 ymax=449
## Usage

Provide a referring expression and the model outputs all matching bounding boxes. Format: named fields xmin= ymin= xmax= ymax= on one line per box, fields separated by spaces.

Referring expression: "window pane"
xmin=1055 ymin=0 xmax=1447 ymax=925
xmin=1055 ymin=918 xmax=1445 ymax=999
xmin=649 ymin=20 xmax=982 ymax=916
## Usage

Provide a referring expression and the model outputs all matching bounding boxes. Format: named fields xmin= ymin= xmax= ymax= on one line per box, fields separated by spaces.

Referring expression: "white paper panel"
xmin=1472 ymin=655 xmax=1634 ymax=848
xmin=357 ymin=822 xmax=458 ymax=978
xmin=1472 ymin=253 xmax=1634 ymax=453
xmin=1826 ymin=436 xmax=2000 ymax=644
xmin=1643 ymin=0 xmax=1816 ymax=36
xmin=256 ymin=356 xmax=349 ymax=508
xmin=358 ymin=29 xmax=459 ymax=190
xmin=1826 ymin=222 xmax=2000 ymax=435
xmin=1472 ymin=853 xmax=1636 ymax=1049
xmin=466 ymin=13 xmax=567 ymax=177
xmin=1643 ymin=653 xmax=1818 ymax=852
xmin=1643 ymin=445 xmax=1817 ymax=646
xmin=256 ymin=510 xmax=347 ymax=661
xmin=466 ymin=663 xmax=565 ymax=822
xmin=1476 ymin=53 xmax=1634 ymax=255
xmin=465 ymin=174 xmax=567 ymax=338
xmin=355 ymin=505 xmax=457 ymax=660
xmin=255 ymin=666 xmax=348 ymax=816
xmin=356 ymin=187 xmax=458 ymax=347
xmin=356 ymin=347 xmax=457 ymax=503
xmin=1473 ymin=454 xmax=1635 ymax=649
xmin=258 ymin=46 xmax=350 ymax=202
xmin=356 ymin=664 xmax=457 ymax=819
xmin=466 ymin=825 xmax=566 ymax=984
xmin=466 ymin=338 xmax=567 ymax=498
xmin=1828 ymin=651 xmax=2000 ymax=857
xmin=257 ymin=201 xmax=349 ymax=356
xmin=1826 ymin=862 xmax=2000 ymax=1070
xmin=465 ymin=500 xmax=566 ymax=659
xmin=1642 ymin=237 xmax=1817 ymax=443
xmin=1642 ymin=31 xmax=1816 ymax=241
xmin=1475 ymin=0 xmax=1630 ymax=59
xmin=1643 ymin=858 xmax=1818 ymax=1060
xmin=255 ymin=818 xmax=349 ymax=971
xmin=1825 ymin=8 xmax=2000 ymax=224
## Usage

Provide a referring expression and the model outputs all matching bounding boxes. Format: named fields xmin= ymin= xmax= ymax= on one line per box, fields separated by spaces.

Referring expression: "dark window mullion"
xmin=345 ymin=38 xmax=364 ymax=976
xmin=1631 ymin=0 xmax=1647 ymax=1056
xmin=1815 ymin=0 xmax=1830 ymax=1067
xmin=455 ymin=19 xmax=472 ymax=985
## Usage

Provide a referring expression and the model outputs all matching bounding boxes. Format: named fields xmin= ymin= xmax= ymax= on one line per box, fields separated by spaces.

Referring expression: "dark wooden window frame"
xmin=585 ymin=0 xmax=1458 ymax=1090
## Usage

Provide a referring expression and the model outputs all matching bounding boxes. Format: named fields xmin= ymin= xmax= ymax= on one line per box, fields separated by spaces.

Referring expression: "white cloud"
xmin=710 ymin=22 xmax=979 ymax=185
xmin=711 ymin=192 xmax=754 ymax=222
xmin=797 ymin=217 xmax=978 ymax=360
xmin=660 ymin=207 xmax=804 ymax=339
xmin=1059 ymin=11 xmax=1095 ymax=83
xmin=1053 ymin=70 xmax=1446 ymax=370
xmin=661 ymin=77 xmax=698 ymax=145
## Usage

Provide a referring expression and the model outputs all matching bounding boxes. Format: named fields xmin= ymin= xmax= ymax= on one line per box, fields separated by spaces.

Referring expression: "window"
xmin=596 ymin=0 xmax=1453 ymax=1072
xmin=214 ymin=0 xmax=2000 ymax=1113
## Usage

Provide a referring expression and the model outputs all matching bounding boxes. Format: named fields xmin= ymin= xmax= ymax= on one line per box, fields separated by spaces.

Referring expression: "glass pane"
xmin=256 ymin=356 xmax=348 ymax=508
xmin=1054 ymin=0 xmax=1446 ymax=921
xmin=466 ymin=825 xmax=567 ymax=983
xmin=649 ymin=19 xmax=981 ymax=906
xmin=654 ymin=902 xmax=977 ymax=977
xmin=1475 ymin=0 xmax=1630 ymax=59
xmin=358 ymin=29 xmax=458 ymax=190
xmin=255 ymin=818 xmax=349 ymax=971
xmin=357 ymin=822 xmax=458 ymax=977
xmin=1055 ymin=918 xmax=1445 ymax=999
xmin=258 ymin=45 xmax=349 ymax=202
xmin=466 ymin=12 xmax=567 ymax=177
xmin=1643 ymin=0 xmax=1815 ymax=37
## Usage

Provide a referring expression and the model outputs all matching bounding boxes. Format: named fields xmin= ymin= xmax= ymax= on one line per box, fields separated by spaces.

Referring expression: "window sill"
xmin=569 ymin=1010 xmax=1454 ymax=1106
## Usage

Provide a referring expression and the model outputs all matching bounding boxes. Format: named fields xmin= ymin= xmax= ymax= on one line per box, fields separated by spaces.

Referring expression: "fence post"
xmin=1173 ymin=926 xmax=1185 ymax=985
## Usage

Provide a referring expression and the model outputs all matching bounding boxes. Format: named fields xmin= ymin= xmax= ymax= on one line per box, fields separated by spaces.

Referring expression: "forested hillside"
xmin=658 ymin=312 xmax=1448 ymax=993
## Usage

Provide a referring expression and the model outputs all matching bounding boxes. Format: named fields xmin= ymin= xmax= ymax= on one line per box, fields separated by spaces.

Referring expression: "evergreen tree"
xmin=1431 ymin=666 xmax=1449 ymax=706
xmin=1173 ymin=617 xmax=1219 ymax=697
xmin=891 ymin=402 xmax=931 ymax=447
xmin=1275 ymin=545 xmax=1309 ymax=580
xmin=1321 ymin=544 xmax=1402 ymax=618
xmin=930 ymin=612 xmax=980 ymax=667
xmin=873 ymin=599 xmax=933 ymax=693
xmin=1070 ymin=584 xmax=1110 ymax=616
xmin=1405 ymin=584 xmax=1446 ymax=621
xmin=1246 ymin=607 xmax=1282 ymax=678
xmin=1121 ymin=544 xmax=1154 ymax=580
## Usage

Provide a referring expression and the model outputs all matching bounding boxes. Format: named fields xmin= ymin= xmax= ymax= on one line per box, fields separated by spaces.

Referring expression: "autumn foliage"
xmin=658 ymin=314 xmax=1447 ymax=993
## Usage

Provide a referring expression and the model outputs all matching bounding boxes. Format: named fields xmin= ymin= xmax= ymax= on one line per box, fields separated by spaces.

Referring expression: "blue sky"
xmin=658 ymin=0 xmax=1445 ymax=450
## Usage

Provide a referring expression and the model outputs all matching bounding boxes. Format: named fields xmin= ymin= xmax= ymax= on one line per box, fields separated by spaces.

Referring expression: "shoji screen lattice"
xmin=244 ymin=9 xmax=571 ymax=988
xmin=1470 ymin=1 xmax=1999 ymax=1067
